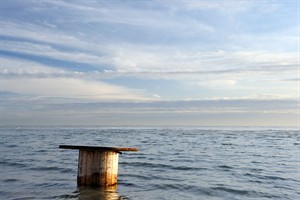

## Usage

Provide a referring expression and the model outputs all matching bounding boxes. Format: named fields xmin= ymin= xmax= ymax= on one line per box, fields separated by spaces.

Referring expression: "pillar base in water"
xmin=59 ymin=145 xmax=138 ymax=187
xmin=77 ymin=150 xmax=119 ymax=187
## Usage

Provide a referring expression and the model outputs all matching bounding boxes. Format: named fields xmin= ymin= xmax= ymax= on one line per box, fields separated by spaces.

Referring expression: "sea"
xmin=0 ymin=127 xmax=299 ymax=200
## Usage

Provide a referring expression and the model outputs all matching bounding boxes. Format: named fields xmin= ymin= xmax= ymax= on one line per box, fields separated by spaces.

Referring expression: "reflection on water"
xmin=75 ymin=185 xmax=128 ymax=200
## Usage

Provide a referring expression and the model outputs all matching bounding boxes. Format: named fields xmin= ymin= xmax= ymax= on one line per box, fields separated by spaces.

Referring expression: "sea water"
xmin=0 ymin=127 xmax=299 ymax=200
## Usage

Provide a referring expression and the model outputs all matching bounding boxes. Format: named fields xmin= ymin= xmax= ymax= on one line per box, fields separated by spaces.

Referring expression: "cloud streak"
xmin=1 ymin=0 xmax=298 ymax=126
xmin=2 ymin=77 xmax=153 ymax=101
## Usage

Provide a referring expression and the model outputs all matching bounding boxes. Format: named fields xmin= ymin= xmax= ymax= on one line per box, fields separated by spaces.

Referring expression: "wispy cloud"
xmin=1 ymin=40 xmax=108 ymax=66
xmin=1 ymin=21 xmax=89 ymax=48
xmin=1 ymin=0 xmax=298 ymax=126
xmin=2 ymin=77 xmax=153 ymax=101
xmin=1 ymin=57 xmax=154 ymax=101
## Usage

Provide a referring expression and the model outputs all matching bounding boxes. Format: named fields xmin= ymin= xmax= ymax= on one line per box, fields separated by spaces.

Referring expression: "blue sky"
xmin=1 ymin=0 xmax=299 ymax=126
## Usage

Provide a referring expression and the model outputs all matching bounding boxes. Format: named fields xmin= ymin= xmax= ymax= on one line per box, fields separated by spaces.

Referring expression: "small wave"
xmin=274 ymin=185 xmax=294 ymax=190
xmin=121 ymin=173 xmax=183 ymax=182
xmin=60 ymin=168 xmax=76 ymax=173
xmin=221 ymin=143 xmax=233 ymax=146
xmin=251 ymin=160 xmax=262 ymax=164
xmin=120 ymin=161 xmax=170 ymax=169
xmin=244 ymin=173 xmax=296 ymax=181
xmin=3 ymin=178 xmax=18 ymax=183
xmin=30 ymin=166 xmax=66 ymax=171
xmin=120 ymin=161 xmax=206 ymax=171
xmin=36 ymin=149 xmax=49 ymax=153
xmin=148 ymin=183 xmax=214 ymax=196
xmin=4 ymin=144 xmax=18 ymax=148
xmin=118 ymin=181 xmax=141 ymax=188
xmin=34 ymin=182 xmax=68 ymax=189
xmin=121 ymin=174 xmax=152 ymax=181
xmin=211 ymin=186 xmax=250 ymax=195
xmin=211 ymin=186 xmax=283 ymax=199
xmin=0 ymin=160 xmax=28 ymax=168
xmin=217 ymin=165 xmax=233 ymax=171
xmin=262 ymin=175 xmax=292 ymax=181
xmin=54 ymin=193 xmax=79 ymax=199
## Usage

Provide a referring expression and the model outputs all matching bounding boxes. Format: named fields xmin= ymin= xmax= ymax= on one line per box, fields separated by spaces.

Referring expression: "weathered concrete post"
xmin=59 ymin=145 xmax=138 ymax=187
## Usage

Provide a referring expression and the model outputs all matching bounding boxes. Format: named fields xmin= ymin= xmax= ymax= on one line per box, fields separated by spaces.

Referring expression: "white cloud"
xmin=1 ymin=0 xmax=297 ymax=108
xmin=109 ymin=45 xmax=297 ymax=75
xmin=1 ymin=41 xmax=108 ymax=66
xmin=165 ymin=0 xmax=255 ymax=13
xmin=1 ymin=57 xmax=65 ymax=75
xmin=44 ymin=0 xmax=215 ymax=33
xmin=152 ymin=94 xmax=161 ymax=99
xmin=1 ymin=77 xmax=152 ymax=101
xmin=1 ymin=21 xmax=87 ymax=48
xmin=1 ymin=21 xmax=108 ymax=57
xmin=196 ymin=79 xmax=237 ymax=88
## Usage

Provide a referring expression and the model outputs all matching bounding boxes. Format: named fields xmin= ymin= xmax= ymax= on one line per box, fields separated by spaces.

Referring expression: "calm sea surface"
xmin=1 ymin=127 xmax=299 ymax=200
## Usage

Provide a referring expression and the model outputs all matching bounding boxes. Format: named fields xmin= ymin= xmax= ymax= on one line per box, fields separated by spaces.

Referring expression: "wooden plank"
xmin=93 ymin=151 xmax=100 ymax=185
xmin=107 ymin=151 xmax=113 ymax=186
xmin=59 ymin=145 xmax=138 ymax=152
xmin=77 ymin=150 xmax=88 ymax=185
xmin=113 ymin=152 xmax=119 ymax=183
xmin=99 ymin=151 xmax=107 ymax=186
xmin=85 ymin=151 xmax=94 ymax=185
xmin=111 ymin=152 xmax=119 ymax=185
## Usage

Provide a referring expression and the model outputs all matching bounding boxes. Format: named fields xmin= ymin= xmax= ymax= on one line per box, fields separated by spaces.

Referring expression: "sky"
xmin=0 ymin=0 xmax=299 ymax=127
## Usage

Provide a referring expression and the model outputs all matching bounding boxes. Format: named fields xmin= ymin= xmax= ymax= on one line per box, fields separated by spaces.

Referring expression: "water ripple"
xmin=1 ymin=127 xmax=299 ymax=200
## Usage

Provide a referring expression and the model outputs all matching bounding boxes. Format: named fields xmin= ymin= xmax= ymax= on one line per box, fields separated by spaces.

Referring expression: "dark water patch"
xmin=12 ymin=197 xmax=36 ymax=200
xmin=169 ymin=158 xmax=195 ymax=163
xmin=120 ymin=161 xmax=206 ymax=171
xmin=249 ymin=167 xmax=264 ymax=172
xmin=121 ymin=173 xmax=183 ymax=182
xmin=0 ymin=160 xmax=28 ymax=168
xmin=3 ymin=178 xmax=18 ymax=182
xmin=221 ymin=143 xmax=233 ymax=146
xmin=118 ymin=181 xmax=141 ymax=189
xmin=128 ymin=155 xmax=147 ymax=159
xmin=217 ymin=165 xmax=233 ymax=171
xmin=60 ymin=168 xmax=76 ymax=173
xmin=211 ymin=186 xmax=285 ymax=199
xmin=172 ymin=165 xmax=207 ymax=171
xmin=250 ymin=160 xmax=262 ymax=164
xmin=274 ymin=185 xmax=294 ymax=190
xmin=118 ymin=181 xmax=147 ymax=191
xmin=54 ymin=193 xmax=79 ymax=199
xmin=149 ymin=183 xmax=214 ymax=196
xmin=121 ymin=174 xmax=152 ymax=181
xmin=211 ymin=186 xmax=252 ymax=195
xmin=30 ymin=166 xmax=66 ymax=171
xmin=248 ymin=179 xmax=263 ymax=183
xmin=120 ymin=161 xmax=170 ymax=169
xmin=262 ymin=175 xmax=295 ymax=181
xmin=33 ymin=182 xmax=65 ymax=188
xmin=244 ymin=173 xmax=296 ymax=182
xmin=4 ymin=144 xmax=18 ymax=148
xmin=252 ymin=153 xmax=263 ymax=157
xmin=36 ymin=149 xmax=48 ymax=153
